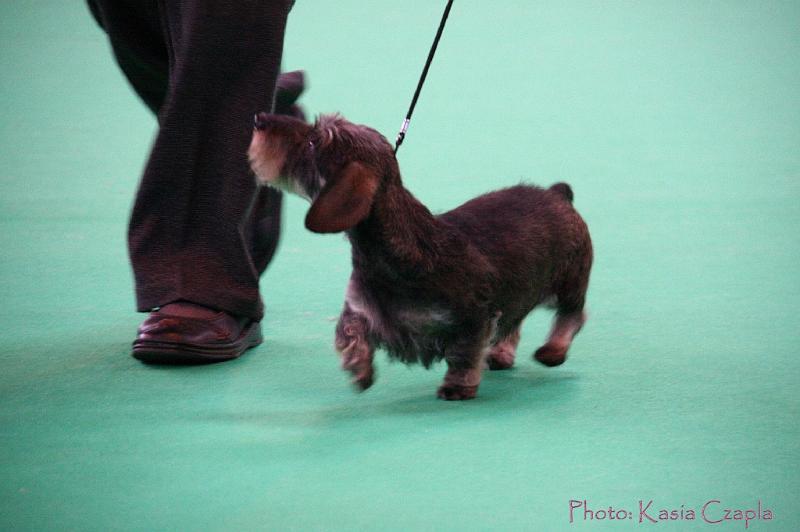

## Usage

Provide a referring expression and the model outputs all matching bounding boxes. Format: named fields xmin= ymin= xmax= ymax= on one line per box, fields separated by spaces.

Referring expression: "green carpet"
xmin=1 ymin=1 xmax=798 ymax=530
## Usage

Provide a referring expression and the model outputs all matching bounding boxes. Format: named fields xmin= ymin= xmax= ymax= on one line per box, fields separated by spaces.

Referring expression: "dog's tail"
xmin=549 ymin=182 xmax=574 ymax=203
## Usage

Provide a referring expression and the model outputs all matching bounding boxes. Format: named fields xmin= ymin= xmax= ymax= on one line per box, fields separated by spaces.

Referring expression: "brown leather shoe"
xmin=132 ymin=303 xmax=262 ymax=364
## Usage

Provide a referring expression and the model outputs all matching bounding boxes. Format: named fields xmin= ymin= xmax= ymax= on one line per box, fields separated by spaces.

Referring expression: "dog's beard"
xmin=248 ymin=132 xmax=284 ymax=186
xmin=249 ymin=131 xmax=328 ymax=202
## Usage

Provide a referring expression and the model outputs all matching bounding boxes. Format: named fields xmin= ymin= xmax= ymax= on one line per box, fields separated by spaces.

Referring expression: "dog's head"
xmin=249 ymin=113 xmax=396 ymax=233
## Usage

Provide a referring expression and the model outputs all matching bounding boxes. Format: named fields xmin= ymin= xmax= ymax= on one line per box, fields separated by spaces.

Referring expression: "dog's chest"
xmin=394 ymin=306 xmax=453 ymax=336
xmin=345 ymin=279 xmax=454 ymax=363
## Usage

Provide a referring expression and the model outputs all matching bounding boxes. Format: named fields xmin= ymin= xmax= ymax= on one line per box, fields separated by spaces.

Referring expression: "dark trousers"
xmin=88 ymin=0 xmax=293 ymax=321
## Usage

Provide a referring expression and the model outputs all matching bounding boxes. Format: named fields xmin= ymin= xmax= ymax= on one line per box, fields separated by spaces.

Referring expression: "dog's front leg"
xmin=335 ymin=305 xmax=375 ymax=391
xmin=438 ymin=315 xmax=499 ymax=400
xmin=438 ymin=358 xmax=483 ymax=400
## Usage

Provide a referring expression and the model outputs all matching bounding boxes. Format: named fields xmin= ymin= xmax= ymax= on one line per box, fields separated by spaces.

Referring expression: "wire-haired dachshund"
xmin=249 ymin=113 xmax=593 ymax=400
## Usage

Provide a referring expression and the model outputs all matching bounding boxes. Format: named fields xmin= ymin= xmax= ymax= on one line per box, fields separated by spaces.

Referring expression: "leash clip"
xmin=392 ymin=0 xmax=453 ymax=155
xmin=394 ymin=118 xmax=410 ymax=153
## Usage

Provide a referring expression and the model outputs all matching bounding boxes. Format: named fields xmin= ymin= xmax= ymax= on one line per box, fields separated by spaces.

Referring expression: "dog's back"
xmin=438 ymin=183 xmax=592 ymax=336
xmin=438 ymin=183 xmax=589 ymax=273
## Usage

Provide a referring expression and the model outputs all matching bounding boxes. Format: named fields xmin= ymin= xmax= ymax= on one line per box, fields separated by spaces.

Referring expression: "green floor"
xmin=2 ymin=1 xmax=799 ymax=530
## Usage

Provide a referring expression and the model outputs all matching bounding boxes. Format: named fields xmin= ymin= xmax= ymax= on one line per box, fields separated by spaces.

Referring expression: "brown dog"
xmin=249 ymin=113 xmax=593 ymax=400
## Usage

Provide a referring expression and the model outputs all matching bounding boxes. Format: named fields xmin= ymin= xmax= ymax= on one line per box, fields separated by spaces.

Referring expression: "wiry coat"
xmin=249 ymin=113 xmax=592 ymax=400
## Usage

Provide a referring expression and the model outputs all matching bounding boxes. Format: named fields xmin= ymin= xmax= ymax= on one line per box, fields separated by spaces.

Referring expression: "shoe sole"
xmin=131 ymin=322 xmax=263 ymax=365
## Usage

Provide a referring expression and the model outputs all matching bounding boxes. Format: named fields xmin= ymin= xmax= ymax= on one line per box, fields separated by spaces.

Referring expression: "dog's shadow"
xmin=198 ymin=366 xmax=580 ymax=430
xmin=341 ymin=368 xmax=579 ymax=419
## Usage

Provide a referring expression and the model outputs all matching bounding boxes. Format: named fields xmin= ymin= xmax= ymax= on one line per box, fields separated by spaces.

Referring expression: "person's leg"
xmin=133 ymin=66 xmax=303 ymax=363
xmin=89 ymin=0 xmax=295 ymax=362
xmin=87 ymin=0 xmax=167 ymax=115
xmin=127 ymin=0 xmax=292 ymax=322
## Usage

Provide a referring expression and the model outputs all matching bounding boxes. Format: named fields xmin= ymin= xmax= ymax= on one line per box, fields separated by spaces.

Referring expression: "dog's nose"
xmin=253 ymin=112 xmax=269 ymax=130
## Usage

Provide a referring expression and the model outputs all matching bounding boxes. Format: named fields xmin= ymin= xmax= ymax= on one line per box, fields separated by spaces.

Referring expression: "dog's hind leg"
xmin=335 ymin=306 xmax=375 ymax=391
xmin=534 ymin=310 xmax=586 ymax=367
xmin=535 ymin=247 xmax=591 ymax=367
xmin=486 ymin=326 xmax=520 ymax=370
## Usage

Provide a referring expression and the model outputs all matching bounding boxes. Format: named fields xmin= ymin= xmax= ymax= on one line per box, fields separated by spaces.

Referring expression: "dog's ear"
xmin=305 ymin=162 xmax=379 ymax=233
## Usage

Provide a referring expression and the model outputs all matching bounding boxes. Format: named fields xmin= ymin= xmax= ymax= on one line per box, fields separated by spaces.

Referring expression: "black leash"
xmin=394 ymin=0 xmax=454 ymax=154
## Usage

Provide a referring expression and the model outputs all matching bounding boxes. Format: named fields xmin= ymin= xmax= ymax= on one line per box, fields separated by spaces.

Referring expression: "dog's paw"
xmin=350 ymin=367 xmax=375 ymax=392
xmin=486 ymin=348 xmax=515 ymax=370
xmin=533 ymin=343 xmax=567 ymax=367
xmin=436 ymin=384 xmax=478 ymax=401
